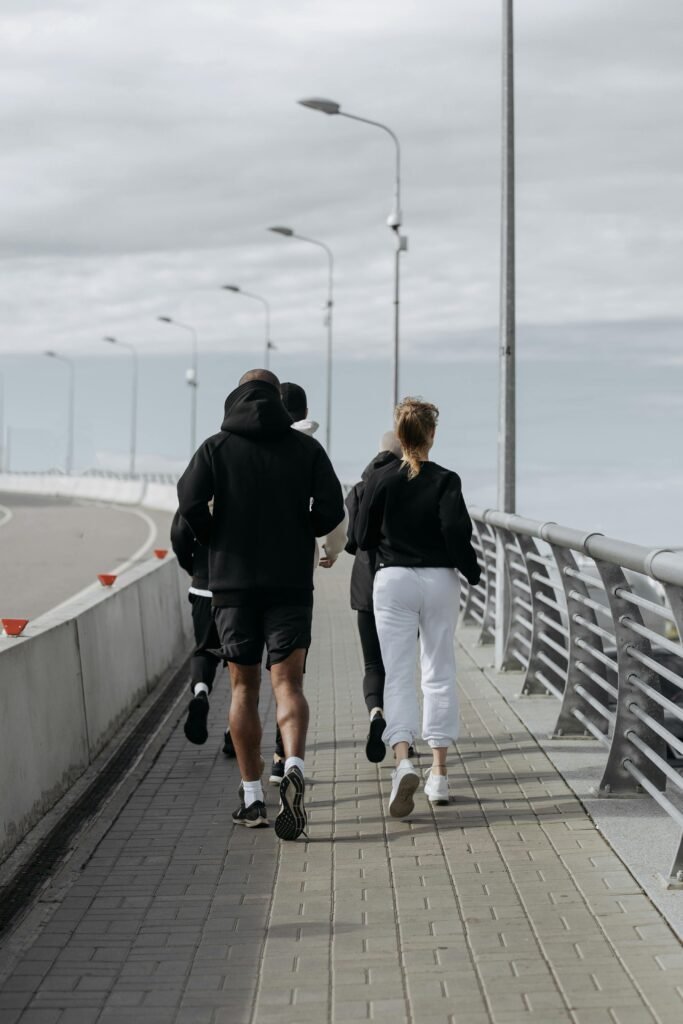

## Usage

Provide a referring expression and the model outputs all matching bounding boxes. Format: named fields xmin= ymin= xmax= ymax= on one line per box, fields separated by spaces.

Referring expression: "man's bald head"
xmin=239 ymin=368 xmax=280 ymax=389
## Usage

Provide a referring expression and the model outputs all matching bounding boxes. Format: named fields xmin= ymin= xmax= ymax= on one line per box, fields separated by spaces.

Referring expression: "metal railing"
xmin=460 ymin=508 xmax=683 ymax=886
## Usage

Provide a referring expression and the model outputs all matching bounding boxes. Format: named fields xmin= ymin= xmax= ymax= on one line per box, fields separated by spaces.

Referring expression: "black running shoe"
xmin=365 ymin=714 xmax=387 ymax=763
xmin=269 ymin=758 xmax=285 ymax=785
xmin=222 ymin=729 xmax=236 ymax=758
xmin=184 ymin=693 xmax=209 ymax=745
xmin=232 ymin=800 xmax=269 ymax=828
xmin=275 ymin=766 xmax=307 ymax=841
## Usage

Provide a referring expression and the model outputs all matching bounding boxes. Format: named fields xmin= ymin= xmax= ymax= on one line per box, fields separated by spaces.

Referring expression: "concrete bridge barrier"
xmin=0 ymin=476 xmax=192 ymax=861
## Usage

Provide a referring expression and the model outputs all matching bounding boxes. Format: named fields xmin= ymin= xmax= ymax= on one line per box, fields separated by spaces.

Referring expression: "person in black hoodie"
xmin=177 ymin=369 xmax=344 ymax=840
xmin=170 ymin=509 xmax=235 ymax=754
xmin=356 ymin=398 xmax=480 ymax=820
xmin=345 ymin=432 xmax=401 ymax=764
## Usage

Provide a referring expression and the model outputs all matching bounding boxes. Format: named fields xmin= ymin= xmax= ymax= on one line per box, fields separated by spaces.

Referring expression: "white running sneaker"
xmin=423 ymin=768 xmax=449 ymax=805
xmin=388 ymin=762 xmax=420 ymax=818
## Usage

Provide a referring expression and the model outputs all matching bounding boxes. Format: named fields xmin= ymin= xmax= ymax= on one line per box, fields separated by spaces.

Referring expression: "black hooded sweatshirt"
xmin=170 ymin=510 xmax=209 ymax=591
xmin=355 ymin=459 xmax=481 ymax=586
xmin=176 ymin=380 xmax=345 ymax=607
xmin=345 ymin=449 xmax=399 ymax=612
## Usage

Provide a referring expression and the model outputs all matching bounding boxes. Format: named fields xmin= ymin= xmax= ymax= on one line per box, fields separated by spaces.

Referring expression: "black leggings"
xmin=357 ymin=609 xmax=386 ymax=713
xmin=189 ymin=594 xmax=221 ymax=689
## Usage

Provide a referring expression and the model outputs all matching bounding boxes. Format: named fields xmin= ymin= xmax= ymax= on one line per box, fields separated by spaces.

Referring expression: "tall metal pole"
xmin=44 ymin=351 xmax=75 ymax=474
xmin=267 ymin=229 xmax=334 ymax=453
xmin=325 ymin=251 xmax=333 ymax=453
xmin=393 ymin=242 xmax=401 ymax=407
xmin=158 ymin=318 xmax=198 ymax=455
xmin=263 ymin=301 xmax=271 ymax=370
xmin=103 ymin=337 xmax=138 ymax=476
xmin=496 ymin=0 xmax=517 ymax=669
xmin=222 ymin=287 xmax=273 ymax=369
xmin=339 ymin=112 xmax=405 ymax=410
xmin=129 ymin=346 xmax=138 ymax=477
xmin=66 ymin=358 xmax=75 ymax=475
xmin=297 ymin=100 xmax=406 ymax=412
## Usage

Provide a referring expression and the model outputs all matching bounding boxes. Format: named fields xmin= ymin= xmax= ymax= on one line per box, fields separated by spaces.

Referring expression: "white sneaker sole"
xmin=389 ymin=772 xmax=419 ymax=818
xmin=425 ymin=793 xmax=449 ymax=806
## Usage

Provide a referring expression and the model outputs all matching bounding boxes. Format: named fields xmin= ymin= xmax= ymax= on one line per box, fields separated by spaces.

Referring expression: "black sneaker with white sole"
xmin=275 ymin=766 xmax=307 ymax=841
xmin=269 ymin=758 xmax=285 ymax=785
xmin=184 ymin=693 xmax=209 ymax=745
xmin=365 ymin=714 xmax=386 ymax=763
xmin=232 ymin=800 xmax=269 ymax=828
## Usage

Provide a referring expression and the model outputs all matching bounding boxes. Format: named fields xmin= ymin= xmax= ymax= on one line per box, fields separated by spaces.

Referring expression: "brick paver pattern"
xmin=1 ymin=563 xmax=682 ymax=1023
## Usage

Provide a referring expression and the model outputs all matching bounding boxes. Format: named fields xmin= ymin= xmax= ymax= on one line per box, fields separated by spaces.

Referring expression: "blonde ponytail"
xmin=395 ymin=398 xmax=439 ymax=480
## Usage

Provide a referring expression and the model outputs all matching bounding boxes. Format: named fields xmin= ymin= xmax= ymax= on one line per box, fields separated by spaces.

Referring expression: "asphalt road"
xmin=0 ymin=492 xmax=173 ymax=620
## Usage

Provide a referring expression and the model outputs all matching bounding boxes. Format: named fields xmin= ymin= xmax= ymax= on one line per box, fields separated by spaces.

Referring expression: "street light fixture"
xmin=158 ymin=316 xmax=199 ymax=455
xmin=103 ymin=336 xmax=138 ymax=477
xmin=298 ymin=96 xmax=407 ymax=408
xmin=221 ymin=285 xmax=275 ymax=369
xmin=44 ymin=350 xmax=75 ymax=475
xmin=268 ymin=226 xmax=334 ymax=454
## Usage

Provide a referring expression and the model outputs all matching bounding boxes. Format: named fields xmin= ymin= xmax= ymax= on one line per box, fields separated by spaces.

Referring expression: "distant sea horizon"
xmin=2 ymin=320 xmax=681 ymax=547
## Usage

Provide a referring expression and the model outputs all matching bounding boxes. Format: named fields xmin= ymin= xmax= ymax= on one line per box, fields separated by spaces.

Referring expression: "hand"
xmin=319 ymin=556 xmax=337 ymax=569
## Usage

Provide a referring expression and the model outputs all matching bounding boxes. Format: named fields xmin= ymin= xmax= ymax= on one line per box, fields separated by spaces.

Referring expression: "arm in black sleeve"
xmin=344 ymin=482 xmax=362 ymax=555
xmin=310 ymin=445 xmax=345 ymax=538
xmin=355 ymin=472 xmax=386 ymax=552
xmin=438 ymin=474 xmax=481 ymax=585
xmin=170 ymin=510 xmax=195 ymax=577
xmin=177 ymin=443 xmax=214 ymax=547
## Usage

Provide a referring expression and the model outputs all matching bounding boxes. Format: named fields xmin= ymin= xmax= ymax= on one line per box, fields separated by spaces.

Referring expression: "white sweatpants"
xmin=373 ymin=567 xmax=461 ymax=749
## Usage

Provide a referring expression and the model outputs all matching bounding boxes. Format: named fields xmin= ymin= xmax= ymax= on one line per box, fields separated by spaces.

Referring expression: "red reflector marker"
xmin=97 ymin=574 xmax=117 ymax=587
xmin=2 ymin=618 xmax=29 ymax=637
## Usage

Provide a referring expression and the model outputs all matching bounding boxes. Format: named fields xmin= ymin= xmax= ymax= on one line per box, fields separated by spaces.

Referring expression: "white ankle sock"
xmin=370 ymin=707 xmax=384 ymax=720
xmin=284 ymin=756 xmax=304 ymax=776
xmin=398 ymin=758 xmax=414 ymax=772
xmin=242 ymin=780 xmax=264 ymax=805
xmin=193 ymin=682 xmax=209 ymax=697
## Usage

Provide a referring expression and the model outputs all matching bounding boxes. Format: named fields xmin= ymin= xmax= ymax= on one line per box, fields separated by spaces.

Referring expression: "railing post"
xmin=594 ymin=560 xmax=667 ymax=796
xmin=494 ymin=527 xmax=526 ymax=671
xmin=549 ymin=547 xmax=611 ymax=737
xmin=476 ymin=519 xmax=497 ymax=646
xmin=517 ymin=535 xmax=564 ymax=696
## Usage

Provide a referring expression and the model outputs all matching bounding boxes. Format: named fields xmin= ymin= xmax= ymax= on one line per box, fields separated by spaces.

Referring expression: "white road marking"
xmin=43 ymin=504 xmax=160 ymax=619
xmin=0 ymin=504 xmax=13 ymax=528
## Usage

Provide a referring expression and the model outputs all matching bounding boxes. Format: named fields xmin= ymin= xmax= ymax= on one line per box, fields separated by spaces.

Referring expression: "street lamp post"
xmin=221 ymin=286 xmax=275 ymax=369
xmin=269 ymin=226 xmax=334 ymax=454
xmin=298 ymin=97 xmax=407 ymax=409
xmin=496 ymin=0 xmax=517 ymax=670
xmin=158 ymin=317 xmax=199 ymax=455
xmin=44 ymin=351 xmax=75 ymax=474
xmin=103 ymin=336 xmax=138 ymax=476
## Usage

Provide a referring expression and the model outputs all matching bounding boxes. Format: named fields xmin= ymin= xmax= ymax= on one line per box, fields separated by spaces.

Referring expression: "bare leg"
xmin=270 ymin=649 xmax=309 ymax=759
xmin=393 ymin=740 xmax=411 ymax=762
xmin=431 ymin=746 xmax=448 ymax=775
xmin=228 ymin=663 xmax=262 ymax=781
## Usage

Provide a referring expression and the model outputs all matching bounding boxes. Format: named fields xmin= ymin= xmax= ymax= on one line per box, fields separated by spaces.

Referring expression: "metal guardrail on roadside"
xmin=460 ymin=507 xmax=683 ymax=887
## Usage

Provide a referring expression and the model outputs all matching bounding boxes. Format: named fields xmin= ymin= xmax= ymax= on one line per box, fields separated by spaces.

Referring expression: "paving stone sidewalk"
xmin=1 ymin=561 xmax=682 ymax=1023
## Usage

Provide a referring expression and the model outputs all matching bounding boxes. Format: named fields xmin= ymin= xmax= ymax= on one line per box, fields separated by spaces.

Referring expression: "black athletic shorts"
xmin=214 ymin=605 xmax=312 ymax=668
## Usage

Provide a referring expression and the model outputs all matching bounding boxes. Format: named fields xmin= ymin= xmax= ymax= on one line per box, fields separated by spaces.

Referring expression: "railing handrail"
xmin=471 ymin=506 xmax=683 ymax=588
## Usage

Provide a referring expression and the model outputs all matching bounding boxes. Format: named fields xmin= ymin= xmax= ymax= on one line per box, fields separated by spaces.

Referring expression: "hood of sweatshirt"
xmin=292 ymin=419 xmax=319 ymax=436
xmin=361 ymin=448 xmax=399 ymax=481
xmin=221 ymin=380 xmax=293 ymax=440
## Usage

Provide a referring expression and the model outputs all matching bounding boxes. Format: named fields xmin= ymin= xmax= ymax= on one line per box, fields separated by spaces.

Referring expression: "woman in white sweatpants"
xmin=355 ymin=398 xmax=481 ymax=818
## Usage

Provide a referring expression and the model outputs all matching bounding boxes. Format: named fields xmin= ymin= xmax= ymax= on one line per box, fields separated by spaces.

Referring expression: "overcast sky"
xmin=2 ymin=0 xmax=683 ymax=363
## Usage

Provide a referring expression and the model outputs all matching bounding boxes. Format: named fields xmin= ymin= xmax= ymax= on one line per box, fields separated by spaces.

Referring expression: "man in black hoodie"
xmin=177 ymin=369 xmax=344 ymax=840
